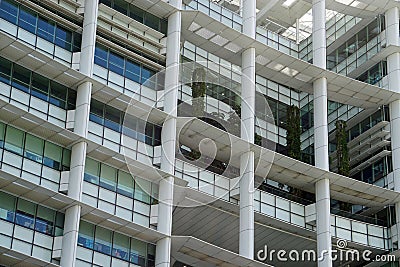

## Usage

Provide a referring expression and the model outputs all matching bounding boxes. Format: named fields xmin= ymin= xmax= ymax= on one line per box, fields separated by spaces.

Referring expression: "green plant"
xmin=336 ymin=120 xmax=350 ymax=176
xmin=285 ymin=105 xmax=303 ymax=198
xmin=227 ymin=103 xmax=241 ymax=136
xmin=188 ymin=149 xmax=201 ymax=160
xmin=286 ymin=105 xmax=301 ymax=160
xmin=255 ymin=133 xmax=262 ymax=146
xmin=191 ymin=67 xmax=206 ymax=118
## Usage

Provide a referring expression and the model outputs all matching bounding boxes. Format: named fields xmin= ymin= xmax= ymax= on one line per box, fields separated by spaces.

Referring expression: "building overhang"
xmin=0 ymin=245 xmax=59 ymax=267
xmin=177 ymin=116 xmax=400 ymax=207
xmin=172 ymin=190 xmax=387 ymax=267
xmin=0 ymin=95 xmax=186 ymax=186
xmin=171 ymin=236 xmax=274 ymax=267
xmin=181 ymin=10 xmax=400 ymax=109
xmin=0 ymin=32 xmax=167 ymax=126
xmin=0 ymin=169 xmax=167 ymax=243
xmin=304 ymin=0 xmax=400 ymax=18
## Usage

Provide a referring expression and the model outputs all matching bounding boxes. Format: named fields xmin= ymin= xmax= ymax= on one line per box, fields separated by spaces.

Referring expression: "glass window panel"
xmin=35 ymin=206 xmax=55 ymax=235
xmin=160 ymin=20 xmax=167 ymax=35
xmin=84 ymin=158 xmax=100 ymax=184
xmin=141 ymin=67 xmax=154 ymax=85
xmin=50 ymin=81 xmax=67 ymax=108
xmin=25 ymin=134 xmax=43 ymax=163
xmin=129 ymin=5 xmax=144 ymax=23
xmin=134 ymin=178 xmax=150 ymax=203
xmin=37 ymin=17 xmax=55 ymax=42
xmin=55 ymin=212 xmax=64 ymax=236
xmin=112 ymin=232 xmax=129 ymax=260
xmin=0 ymin=57 xmax=12 ymax=84
xmin=55 ymin=26 xmax=72 ymax=51
xmin=16 ymin=199 xmax=36 ymax=229
xmin=125 ymin=60 xmax=141 ymax=83
xmin=78 ymin=220 xmax=94 ymax=249
xmin=144 ymin=12 xmax=159 ymax=31
xmin=67 ymin=89 xmax=77 ymax=110
xmin=108 ymin=51 xmax=124 ymax=76
xmin=113 ymin=0 xmax=128 ymax=14
xmin=12 ymin=64 xmax=31 ymax=93
xmin=117 ymin=171 xmax=134 ymax=197
xmin=31 ymin=73 xmax=49 ymax=101
xmin=0 ymin=0 xmax=18 ymax=24
xmin=62 ymin=149 xmax=71 ymax=170
xmin=130 ymin=238 xmax=146 ymax=265
xmin=72 ymin=32 xmax=82 ymax=52
xmin=94 ymin=226 xmax=112 ymax=255
xmin=5 ymin=126 xmax=24 ymax=155
xmin=0 ymin=122 xmax=4 ymax=147
xmin=100 ymin=164 xmax=117 ymax=191
xmin=90 ymin=100 xmax=105 ymax=126
xmin=0 ymin=191 xmax=16 ymax=222
xmin=147 ymin=244 xmax=155 ymax=265
xmin=18 ymin=7 xmax=37 ymax=33
xmin=104 ymin=105 xmax=121 ymax=132
xmin=43 ymin=142 xmax=62 ymax=170
xmin=122 ymin=114 xmax=138 ymax=139
xmin=94 ymin=45 xmax=108 ymax=68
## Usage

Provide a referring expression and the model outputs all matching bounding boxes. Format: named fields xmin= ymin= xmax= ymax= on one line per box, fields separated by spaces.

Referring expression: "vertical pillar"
xmin=155 ymin=0 xmax=181 ymax=265
xmin=60 ymin=0 xmax=98 ymax=265
xmin=312 ymin=0 xmax=332 ymax=266
xmin=239 ymin=0 xmax=256 ymax=259
xmin=386 ymin=7 xmax=400 ymax=245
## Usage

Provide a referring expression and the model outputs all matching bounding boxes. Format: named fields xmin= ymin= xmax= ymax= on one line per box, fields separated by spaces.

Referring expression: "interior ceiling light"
xmin=350 ymin=1 xmax=367 ymax=8
xmin=282 ymin=0 xmax=297 ymax=8
xmin=255 ymin=55 xmax=270 ymax=65
xmin=335 ymin=0 xmax=353 ymax=5
xmin=281 ymin=67 xmax=299 ymax=77
xmin=195 ymin=28 xmax=216 ymax=40
xmin=210 ymin=35 xmax=230 ymax=46
xmin=266 ymin=61 xmax=285 ymax=71
xmin=224 ymin=42 xmax=242 ymax=53
xmin=188 ymin=22 xmax=201 ymax=31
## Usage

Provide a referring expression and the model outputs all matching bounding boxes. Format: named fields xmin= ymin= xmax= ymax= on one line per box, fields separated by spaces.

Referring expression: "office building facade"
xmin=0 ymin=0 xmax=399 ymax=266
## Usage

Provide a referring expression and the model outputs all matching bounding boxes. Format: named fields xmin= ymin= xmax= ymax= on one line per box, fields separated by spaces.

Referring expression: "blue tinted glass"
xmin=55 ymin=26 xmax=72 ymax=51
xmin=15 ymin=211 xmax=34 ymax=228
xmin=35 ymin=218 xmax=53 ymax=235
xmin=0 ymin=0 xmax=18 ymax=24
xmin=125 ymin=60 xmax=141 ymax=83
xmin=43 ymin=157 xmax=60 ymax=170
xmin=18 ymin=7 xmax=37 ymax=33
xmin=94 ymin=46 xmax=108 ymax=68
xmin=78 ymin=221 xmax=94 ymax=249
xmin=141 ymin=67 xmax=154 ymax=84
xmin=37 ymin=17 xmax=55 ymax=42
xmin=109 ymin=52 xmax=124 ymax=75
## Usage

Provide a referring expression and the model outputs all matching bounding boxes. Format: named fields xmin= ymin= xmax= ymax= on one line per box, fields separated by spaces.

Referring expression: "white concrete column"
xmin=385 ymin=7 xmax=400 ymax=244
xmin=312 ymin=0 xmax=332 ymax=266
xmin=155 ymin=2 xmax=181 ymax=266
xmin=59 ymin=205 xmax=81 ymax=266
xmin=60 ymin=0 xmax=98 ymax=265
xmin=239 ymin=0 xmax=256 ymax=259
